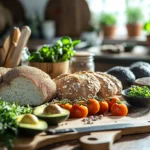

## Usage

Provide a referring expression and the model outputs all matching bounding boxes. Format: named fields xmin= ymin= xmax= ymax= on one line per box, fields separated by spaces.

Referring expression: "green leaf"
xmin=144 ymin=22 xmax=150 ymax=33
xmin=99 ymin=13 xmax=117 ymax=26
xmin=28 ymin=51 xmax=43 ymax=62
xmin=28 ymin=36 xmax=80 ymax=63
xmin=72 ymin=40 xmax=81 ymax=47
xmin=126 ymin=7 xmax=143 ymax=24
xmin=61 ymin=36 xmax=72 ymax=45
xmin=0 ymin=100 xmax=33 ymax=149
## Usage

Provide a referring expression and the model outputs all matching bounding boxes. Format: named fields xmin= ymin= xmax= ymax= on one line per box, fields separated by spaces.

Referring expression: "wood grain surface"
xmin=13 ymin=103 xmax=150 ymax=150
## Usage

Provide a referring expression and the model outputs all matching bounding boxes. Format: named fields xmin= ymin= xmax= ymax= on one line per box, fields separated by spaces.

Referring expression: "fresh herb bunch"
xmin=99 ymin=13 xmax=117 ymax=26
xmin=126 ymin=7 xmax=143 ymax=24
xmin=28 ymin=36 xmax=81 ymax=63
xmin=127 ymin=86 xmax=150 ymax=98
xmin=0 ymin=100 xmax=32 ymax=149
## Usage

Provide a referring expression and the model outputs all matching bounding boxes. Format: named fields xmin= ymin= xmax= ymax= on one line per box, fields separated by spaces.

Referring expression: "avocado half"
xmin=33 ymin=104 xmax=70 ymax=125
xmin=17 ymin=114 xmax=48 ymax=136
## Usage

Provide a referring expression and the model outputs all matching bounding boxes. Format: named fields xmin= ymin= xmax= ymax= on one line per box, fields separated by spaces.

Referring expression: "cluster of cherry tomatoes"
xmin=57 ymin=96 xmax=128 ymax=118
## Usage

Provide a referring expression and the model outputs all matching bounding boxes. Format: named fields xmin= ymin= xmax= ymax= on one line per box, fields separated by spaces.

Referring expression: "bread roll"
xmin=54 ymin=72 xmax=100 ymax=101
xmin=0 ymin=66 xmax=56 ymax=106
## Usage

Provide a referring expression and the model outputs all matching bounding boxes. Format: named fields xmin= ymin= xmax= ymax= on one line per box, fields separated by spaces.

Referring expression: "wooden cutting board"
xmin=14 ymin=105 xmax=150 ymax=150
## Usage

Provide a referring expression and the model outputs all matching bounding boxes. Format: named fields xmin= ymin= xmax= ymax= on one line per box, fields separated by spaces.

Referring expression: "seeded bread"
xmin=54 ymin=72 xmax=100 ymax=100
xmin=96 ymin=72 xmax=122 ymax=95
xmin=0 ymin=66 xmax=57 ymax=106
xmin=87 ymin=72 xmax=118 ymax=98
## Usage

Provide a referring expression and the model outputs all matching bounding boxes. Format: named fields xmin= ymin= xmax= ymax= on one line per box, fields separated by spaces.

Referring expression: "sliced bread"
xmin=0 ymin=66 xmax=56 ymax=106
xmin=96 ymin=72 xmax=122 ymax=95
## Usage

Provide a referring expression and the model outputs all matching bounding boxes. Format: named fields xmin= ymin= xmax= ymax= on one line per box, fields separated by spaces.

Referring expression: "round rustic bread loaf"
xmin=54 ymin=72 xmax=100 ymax=101
xmin=96 ymin=72 xmax=122 ymax=95
xmin=0 ymin=66 xmax=57 ymax=106
xmin=0 ymin=67 xmax=11 ymax=83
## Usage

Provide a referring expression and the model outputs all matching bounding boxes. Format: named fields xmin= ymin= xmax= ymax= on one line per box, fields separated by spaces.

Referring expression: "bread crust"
xmin=54 ymin=72 xmax=100 ymax=100
xmin=88 ymin=72 xmax=118 ymax=98
xmin=1 ymin=66 xmax=57 ymax=103
xmin=96 ymin=72 xmax=122 ymax=94
xmin=0 ymin=67 xmax=11 ymax=83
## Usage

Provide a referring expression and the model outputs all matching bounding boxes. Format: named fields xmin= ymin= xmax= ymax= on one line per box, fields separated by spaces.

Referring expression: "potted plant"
xmin=143 ymin=21 xmax=150 ymax=47
xmin=126 ymin=7 xmax=143 ymax=37
xmin=99 ymin=13 xmax=117 ymax=38
xmin=28 ymin=37 xmax=80 ymax=78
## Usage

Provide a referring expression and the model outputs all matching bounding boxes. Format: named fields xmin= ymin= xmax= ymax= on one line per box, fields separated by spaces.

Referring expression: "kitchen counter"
xmin=87 ymin=46 xmax=150 ymax=72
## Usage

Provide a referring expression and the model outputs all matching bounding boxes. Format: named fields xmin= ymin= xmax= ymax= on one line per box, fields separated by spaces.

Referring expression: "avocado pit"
xmin=43 ymin=104 xmax=63 ymax=114
xmin=33 ymin=103 xmax=70 ymax=125
xmin=18 ymin=114 xmax=48 ymax=136
xmin=20 ymin=114 xmax=39 ymax=124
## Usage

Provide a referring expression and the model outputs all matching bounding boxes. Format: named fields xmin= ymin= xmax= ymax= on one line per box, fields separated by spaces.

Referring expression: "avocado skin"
xmin=33 ymin=105 xmax=70 ymax=126
xmin=36 ymin=114 xmax=69 ymax=125
xmin=107 ymin=66 xmax=135 ymax=88
xmin=130 ymin=61 xmax=150 ymax=68
xmin=130 ymin=62 xmax=150 ymax=79
xmin=18 ymin=126 xmax=45 ymax=136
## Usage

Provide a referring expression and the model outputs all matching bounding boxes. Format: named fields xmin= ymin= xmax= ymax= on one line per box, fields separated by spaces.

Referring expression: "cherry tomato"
xmin=98 ymin=101 xmax=109 ymax=114
xmin=87 ymin=98 xmax=100 ymax=115
xmin=111 ymin=102 xmax=128 ymax=116
xmin=70 ymin=104 xmax=88 ymax=118
xmin=58 ymin=103 xmax=72 ymax=112
xmin=106 ymin=97 xmax=120 ymax=111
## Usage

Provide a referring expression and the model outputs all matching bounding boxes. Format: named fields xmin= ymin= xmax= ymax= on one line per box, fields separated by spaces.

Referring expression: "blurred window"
xmin=87 ymin=0 xmax=150 ymax=36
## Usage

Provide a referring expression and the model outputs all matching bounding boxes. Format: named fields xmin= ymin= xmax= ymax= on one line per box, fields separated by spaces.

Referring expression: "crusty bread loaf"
xmin=0 ymin=67 xmax=11 ymax=83
xmin=54 ymin=72 xmax=100 ymax=100
xmin=87 ymin=72 xmax=118 ymax=98
xmin=96 ymin=72 xmax=122 ymax=95
xmin=0 ymin=66 xmax=57 ymax=106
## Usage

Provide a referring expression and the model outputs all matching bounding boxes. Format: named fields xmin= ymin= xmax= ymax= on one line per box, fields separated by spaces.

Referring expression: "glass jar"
xmin=70 ymin=52 xmax=95 ymax=73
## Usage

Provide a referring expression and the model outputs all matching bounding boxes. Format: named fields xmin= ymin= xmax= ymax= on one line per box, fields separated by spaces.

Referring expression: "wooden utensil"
xmin=0 ymin=27 xmax=20 ymax=66
xmin=4 ymin=42 xmax=17 ymax=68
xmin=14 ymin=121 xmax=150 ymax=150
xmin=0 ymin=35 xmax=11 ymax=66
xmin=12 ymin=27 xmax=21 ymax=45
xmin=4 ymin=27 xmax=21 ymax=68
xmin=8 ymin=26 xmax=31 ymax=67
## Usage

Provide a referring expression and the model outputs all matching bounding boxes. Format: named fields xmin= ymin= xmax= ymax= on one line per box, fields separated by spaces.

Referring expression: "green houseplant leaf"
xmin=126 ymin=7 xmax=143 ymax=24
xmin=28 ymin=37 xmax=80 ymax=63
xmin=99 ymin=13 xmax=117 ymax=26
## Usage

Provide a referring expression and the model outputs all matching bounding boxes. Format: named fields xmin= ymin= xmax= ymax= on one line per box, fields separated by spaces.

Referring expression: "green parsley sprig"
xmin=0 ymin=100 xmax=32 ymax=150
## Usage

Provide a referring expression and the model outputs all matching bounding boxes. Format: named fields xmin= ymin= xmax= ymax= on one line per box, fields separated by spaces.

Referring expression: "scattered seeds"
xmin=82 ymin=118 xmax=88 ymax=122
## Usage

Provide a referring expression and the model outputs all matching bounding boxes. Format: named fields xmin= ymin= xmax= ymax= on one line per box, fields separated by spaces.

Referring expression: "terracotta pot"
xmin=126 ymin=24 xmax=142 ymax=37
xmin=29 ymin=61 xmax=69 ymax=79
xmin=146 ymin=35 xmax=150 ymax=47
xmin=102 ymin=25 xmax=116 ymax=38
